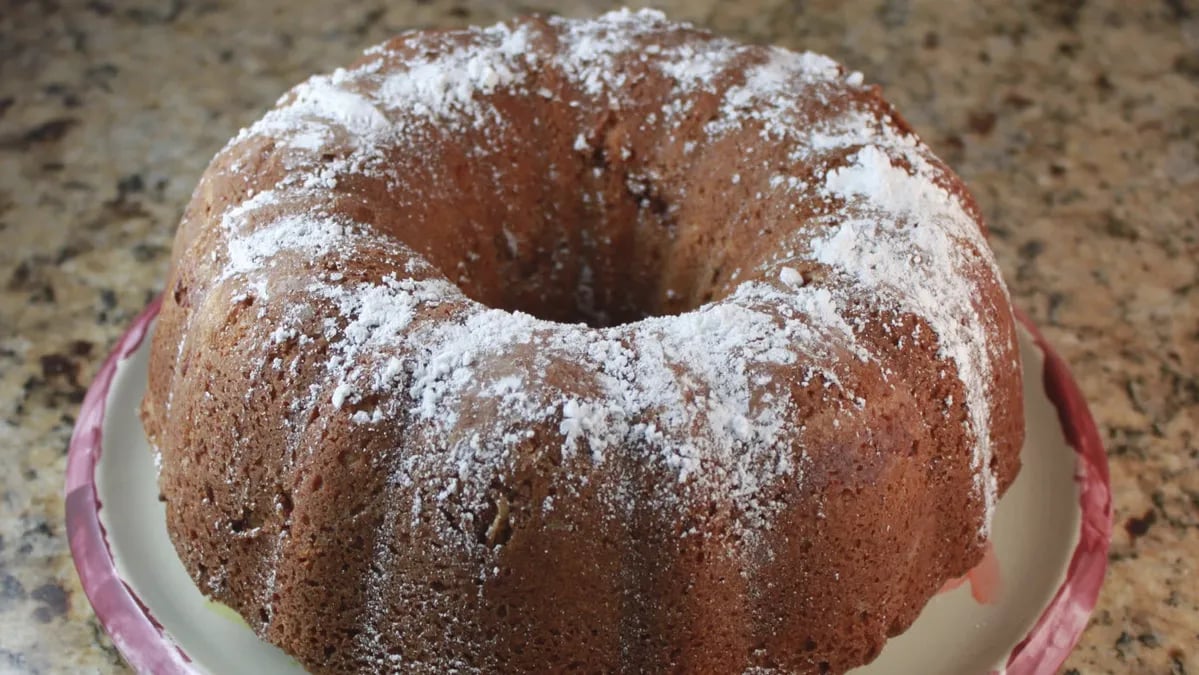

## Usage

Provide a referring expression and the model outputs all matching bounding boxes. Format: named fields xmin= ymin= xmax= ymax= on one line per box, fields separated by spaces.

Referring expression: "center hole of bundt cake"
xmin=433 ymin=211 xmax=725 ymax=328
xmin=419 ymin=184 xmax=725 ymax=329
xmin=393 ymin=112 xmax=740 ymax=327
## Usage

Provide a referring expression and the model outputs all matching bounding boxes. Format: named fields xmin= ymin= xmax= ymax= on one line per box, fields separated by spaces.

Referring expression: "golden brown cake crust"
xmin=141 ymin=10 xmax=1023 ymax=673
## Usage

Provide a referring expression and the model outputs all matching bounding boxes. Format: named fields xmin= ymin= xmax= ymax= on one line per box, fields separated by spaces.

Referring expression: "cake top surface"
xmin=193 ymin=9 xmax=1010 ymax=552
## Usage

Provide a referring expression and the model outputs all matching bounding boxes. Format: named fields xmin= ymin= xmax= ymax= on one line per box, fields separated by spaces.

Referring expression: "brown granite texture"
xmin=0 ymin=0 xmax=1195 ymax=673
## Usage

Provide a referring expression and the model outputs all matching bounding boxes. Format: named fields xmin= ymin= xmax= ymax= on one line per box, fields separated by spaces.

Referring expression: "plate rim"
xmin=999 ymin=310 xmax=1112 ymax=674
xmin=64 ymin=294 xmax=194 ymax=675
xmin=65 ymin=297 xmax=1112 ymax=675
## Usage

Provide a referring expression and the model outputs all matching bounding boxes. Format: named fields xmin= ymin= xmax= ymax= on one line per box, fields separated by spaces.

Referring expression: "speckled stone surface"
xmin=0 ymin=0 xmax=1195 ymax=672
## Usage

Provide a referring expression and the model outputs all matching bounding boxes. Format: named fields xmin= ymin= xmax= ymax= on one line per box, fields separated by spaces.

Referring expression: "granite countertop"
xmin=1 ymin=0 xmax=1195 ymax=672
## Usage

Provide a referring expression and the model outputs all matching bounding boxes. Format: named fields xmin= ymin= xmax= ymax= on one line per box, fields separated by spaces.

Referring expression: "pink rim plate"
xmin=65 ymin=297 xmax=1112 ymax=674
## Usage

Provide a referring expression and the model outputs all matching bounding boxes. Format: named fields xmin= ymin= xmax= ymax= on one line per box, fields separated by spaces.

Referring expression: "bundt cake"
xmin=141 ymin=9 xmax=1024 ymax=673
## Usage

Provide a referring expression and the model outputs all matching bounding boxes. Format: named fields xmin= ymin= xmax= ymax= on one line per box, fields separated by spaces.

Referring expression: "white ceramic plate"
xmin=67 ymin=299 xmax=1111 ymax=674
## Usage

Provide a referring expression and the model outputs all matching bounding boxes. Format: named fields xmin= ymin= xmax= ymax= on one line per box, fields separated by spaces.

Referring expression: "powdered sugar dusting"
xmin=684 ymin=36 xmax=1007 ymax=533
xmin=706 ymin=47 xmax=842 ymax=140
xmin=375 ymin=26 xmax=532 ymax=120
xmin=206 ymin=6 xmax=1008 ymax=540
xmin=229 ymin=19 xmax=540 ymax=163
xmin=811 ymin=143 xmax=1003 ymax=532
xmin=247 ymin=77 xmax=390 ymax=152
xmin=214 ymin=213 xmax=857 ymax=527
xmin=221 ymin=214 xmax=351 ymax=283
